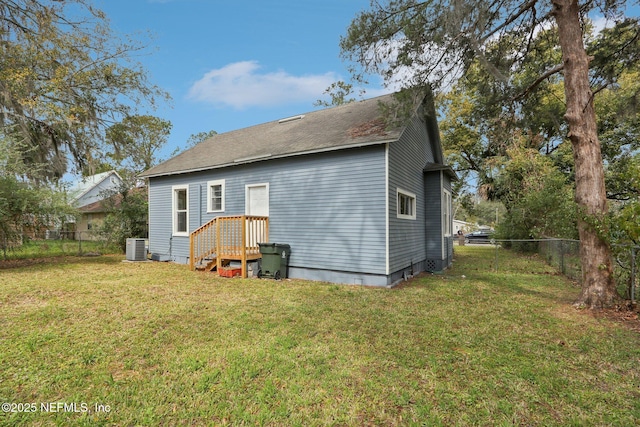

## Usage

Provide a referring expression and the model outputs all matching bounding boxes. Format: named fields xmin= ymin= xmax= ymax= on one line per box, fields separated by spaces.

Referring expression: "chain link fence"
xmin=1 ymin=230 xmax=119 ymax=261
xmin=475 ymin=239 xmax=639 ymax=303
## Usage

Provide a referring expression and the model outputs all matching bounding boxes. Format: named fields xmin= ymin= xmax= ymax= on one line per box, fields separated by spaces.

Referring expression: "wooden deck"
xmin=189 ymin=215 xmax=268 ymax=278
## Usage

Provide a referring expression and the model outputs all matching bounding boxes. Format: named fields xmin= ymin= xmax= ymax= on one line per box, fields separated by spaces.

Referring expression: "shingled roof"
xmin=140 ymin=93 xmax=408 ymax=178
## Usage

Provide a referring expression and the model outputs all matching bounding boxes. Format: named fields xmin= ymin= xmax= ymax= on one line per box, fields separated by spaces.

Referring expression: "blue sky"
xmin=95 ymin=0 xmax=382 ymax=160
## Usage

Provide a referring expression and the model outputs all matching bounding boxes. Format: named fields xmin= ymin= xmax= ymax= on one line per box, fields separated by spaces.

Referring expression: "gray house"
xmin=140 ymin=92 xmax=455 ymax=286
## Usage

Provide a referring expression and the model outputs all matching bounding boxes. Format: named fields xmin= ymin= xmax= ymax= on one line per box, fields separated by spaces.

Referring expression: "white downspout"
xmin=385 ymin=143 xmax=390 ymax=276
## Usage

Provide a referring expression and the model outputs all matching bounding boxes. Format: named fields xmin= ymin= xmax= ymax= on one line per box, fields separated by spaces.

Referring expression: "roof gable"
xmin=69 ymin=171 xmax=122 ymax=202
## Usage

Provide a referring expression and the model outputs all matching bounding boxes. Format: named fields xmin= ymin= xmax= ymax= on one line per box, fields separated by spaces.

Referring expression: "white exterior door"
xmin=245 ymin=184 xmax=269 ymax=247
xmin=246 ymin=183 xmax=269 ymax=217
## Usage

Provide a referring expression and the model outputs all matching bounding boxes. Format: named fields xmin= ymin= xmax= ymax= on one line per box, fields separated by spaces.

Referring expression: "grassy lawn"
xmin=1 ymin=246 xmax=639 ymax=426
xmin=1 ymin=239 xmax=121 ymax=262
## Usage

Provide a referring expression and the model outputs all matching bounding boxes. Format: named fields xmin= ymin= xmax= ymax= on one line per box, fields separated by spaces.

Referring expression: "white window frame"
xmin=396 ymin=188 xmax=417 ymax=220
xmin=443 ymin=189 xmax=452 ymax=237
xmin=172 ymin=185 xmax=189 ymax=236
xmin=207 ymin=179 xmax=225 ymax=213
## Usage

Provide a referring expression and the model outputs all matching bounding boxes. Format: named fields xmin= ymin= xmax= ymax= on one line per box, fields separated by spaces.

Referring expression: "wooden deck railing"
xmin=189 ymin=218 xmax=219 ymax=271
xmin=189 ymin=215 xmax=269 ymax=277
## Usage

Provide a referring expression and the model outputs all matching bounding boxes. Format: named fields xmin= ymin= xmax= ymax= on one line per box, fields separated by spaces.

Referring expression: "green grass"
xmin=1 ymin=246 xmax=639 ymax=426
xmin=1 ymin=239 xmax=121 ymax=261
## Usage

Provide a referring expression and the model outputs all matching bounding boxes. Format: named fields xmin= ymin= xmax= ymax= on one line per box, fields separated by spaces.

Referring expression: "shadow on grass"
xmin=444 ymin=246 xmax=580 ymax=304
xmin=474 ymin=273 xmax=578 ymax=305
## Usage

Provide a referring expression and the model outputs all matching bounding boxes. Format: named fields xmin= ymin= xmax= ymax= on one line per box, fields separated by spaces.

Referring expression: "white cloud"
xmin=187 ymin=61 xmax=341 ymax=109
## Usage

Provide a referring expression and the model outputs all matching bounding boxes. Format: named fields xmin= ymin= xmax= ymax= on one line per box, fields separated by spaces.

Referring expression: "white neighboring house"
xmin=69 ymin=171 xmax=122 ymax=208
xmin=66 ymin=171 xmax=123 ymax=239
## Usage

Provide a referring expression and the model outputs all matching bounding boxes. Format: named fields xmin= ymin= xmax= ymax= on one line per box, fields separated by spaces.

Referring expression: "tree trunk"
xmin=552 ymin=0 xmax=620 ymax=308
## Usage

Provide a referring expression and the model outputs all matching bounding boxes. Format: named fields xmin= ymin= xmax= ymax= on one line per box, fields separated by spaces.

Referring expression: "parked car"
xmin=464 ymin=229 xmax=494 ymax=244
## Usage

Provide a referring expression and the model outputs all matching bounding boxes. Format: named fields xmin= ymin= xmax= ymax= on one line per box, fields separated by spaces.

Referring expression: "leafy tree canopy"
xmin=436 ymin=19 xmax=640 ymax=243
xmin=105 ymin=115 xmax=172 ymax=180
xmin=0 ymin=0 xmax=170 ymax=181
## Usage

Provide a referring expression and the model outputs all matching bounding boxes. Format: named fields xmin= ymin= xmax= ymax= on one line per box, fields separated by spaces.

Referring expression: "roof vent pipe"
xmin=278 ymin=115 xmax=305 ymax=124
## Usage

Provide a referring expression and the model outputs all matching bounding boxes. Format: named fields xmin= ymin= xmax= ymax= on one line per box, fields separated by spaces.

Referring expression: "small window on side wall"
xmin=397 ymin=188 xmax=417 ymax=220
xmin=207 ymin=180 xmax=225 ymax=213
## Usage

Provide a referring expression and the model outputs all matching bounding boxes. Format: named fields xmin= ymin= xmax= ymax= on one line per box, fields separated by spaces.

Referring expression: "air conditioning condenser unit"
xmin=126 ymin=238 xmax=147 ymax=261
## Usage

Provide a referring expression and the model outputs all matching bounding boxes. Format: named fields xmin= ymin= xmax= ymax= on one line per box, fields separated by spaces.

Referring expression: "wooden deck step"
xmin=194 ymin=257 xmax=217 ymax=272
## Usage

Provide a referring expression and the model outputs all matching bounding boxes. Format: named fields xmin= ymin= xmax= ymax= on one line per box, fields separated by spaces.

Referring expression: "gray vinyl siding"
xmin=422 ymin=170 xmax=454 ymax=271
xmin=388 ymin=111 xmax=436 ymax=275
xmin=424 ymin=171 xmax=443 ymax=270
xmin=147 ymin=146 xmax=388 ymax=276
xmin=268 ymin=149 xmax=387 ymax=276
xmin=147 ymin=176 xmax=188 ymax=262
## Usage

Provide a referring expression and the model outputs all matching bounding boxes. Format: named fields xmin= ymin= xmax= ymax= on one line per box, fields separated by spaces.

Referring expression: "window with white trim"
xmin=443 ymin=189 xmax=452 ymax=236
xmin=172 ymin=185 xmax=189 ymax=236
xmin=207 ymin=179 xmax=225 ymax=213
xmin=397 ymin=188 xmax=417 ymax=220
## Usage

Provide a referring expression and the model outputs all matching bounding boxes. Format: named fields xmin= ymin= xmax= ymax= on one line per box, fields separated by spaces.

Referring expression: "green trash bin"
xmin=258 ymin=243 xmax=291 ymax=280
